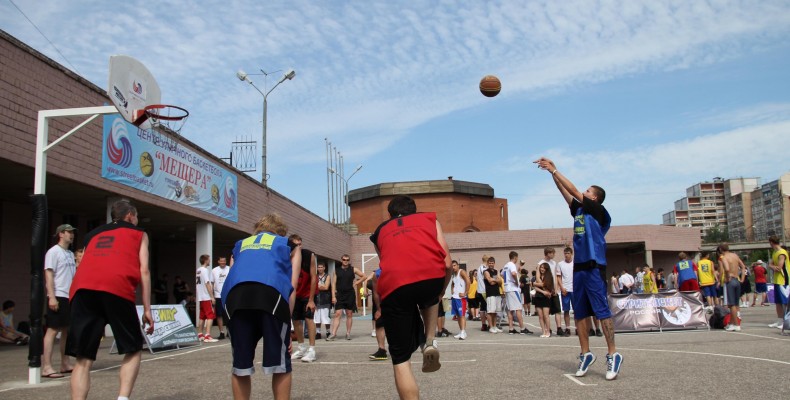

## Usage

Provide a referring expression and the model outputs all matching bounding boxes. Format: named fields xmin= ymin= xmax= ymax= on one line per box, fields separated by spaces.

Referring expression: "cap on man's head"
xmin=55 ymin=224 xmax=77 ymax=235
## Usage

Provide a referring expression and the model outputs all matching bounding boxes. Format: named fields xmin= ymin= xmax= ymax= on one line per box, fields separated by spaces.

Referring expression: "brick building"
xmin=348 ymin=178 xmax=508 ymax=233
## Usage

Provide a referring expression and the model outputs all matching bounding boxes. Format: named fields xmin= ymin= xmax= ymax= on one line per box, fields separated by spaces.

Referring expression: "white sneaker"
xmin=458 ymin=331 xmax=467 ymax=340
xmin=453 ymin=332 xmax=462 ymax=339
xmin=724 ymin=325 xmax=741 ymax=332
xmin=291 ymin=346 xmax=306 ymax=360
xmin=489 ymin=328 xmax=498 ymax=334
xmin=495 ymin=327 xmax=503 ymax=333
xmin=301 ymin=348 xmax=316 ymax=363
xmin=371 ymin=330 xmax=376 ymax=337
xmin=769 ymin=321 xmax=782 ymax=329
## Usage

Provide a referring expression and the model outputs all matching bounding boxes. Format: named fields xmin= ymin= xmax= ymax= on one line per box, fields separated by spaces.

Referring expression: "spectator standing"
xmin=212 ymin=257 xmax=230 ymax=339
xmin=153 ymin=273 xmax=169 ymax=304
xmin=288 ymin=234 xmax=318 ymax=363
xmin=475 ymin=255 xmax=490 ymax=330
xmin=520 ymin=266 xmax=532 ymax=316
xmin=558 ymin=247 xmax=576 ymax=336
xmin=752 ymin=261 xmax=768 ymax=307
xmin=674 ymin=252 xmax=700 ymax=292
xmin=42 ymin=224 xmax=76 ymax=379
xmin=533 ymin=263 xmax=553 ymax=337
xmin=450 ymin=261 xmax=471 ymax=339
xmin=642 ymin=265 xmax=658 ymax=294
xmin=619 ymin=270 xmax=634 ymax=295
xmin=173 ymin=276 xmax=189 ymax=304
xmin=483 ymin=257 xmax=503 ymax=333
xmin=314 ymin=263 xmax=332 ymax=338
xmin=196 ymin=255 xmax=218 ymax=342
xmin=328 ymin=255 xmax=365 ymax=340
xmin=768 ymin=237 xmax=789 ymax=328
xmin=634 ymin=266 xmax=644 ymax=294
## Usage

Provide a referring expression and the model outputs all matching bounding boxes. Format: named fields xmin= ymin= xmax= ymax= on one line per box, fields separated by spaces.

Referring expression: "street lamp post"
xmin=328 ymin=164 xmax=362 ymax=229
xmin=236 ymin=68 xmax=296 ymax=187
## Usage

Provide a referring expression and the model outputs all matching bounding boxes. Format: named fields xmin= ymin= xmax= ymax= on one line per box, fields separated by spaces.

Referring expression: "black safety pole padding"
xmin=29 ymin=194 xmax=47 ymax=368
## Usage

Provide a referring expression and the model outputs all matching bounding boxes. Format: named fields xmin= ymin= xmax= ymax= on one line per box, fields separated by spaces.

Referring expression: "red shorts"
xmin=679 ymin=280 xmax=700 ymax=292
xmin=199 ymin=300 xmax=216 ymax=320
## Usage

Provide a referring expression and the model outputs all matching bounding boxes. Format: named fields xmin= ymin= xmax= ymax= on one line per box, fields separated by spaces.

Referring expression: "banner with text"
xmin=102 ymin=115 xmax=238 ymax=222
xmin=609 ymin=291 xmax=708 ymax=332
xmin=136 ymin=304 xmax=199 ymax=349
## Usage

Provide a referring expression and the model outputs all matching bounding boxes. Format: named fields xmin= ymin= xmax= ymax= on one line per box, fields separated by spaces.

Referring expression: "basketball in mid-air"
xmin=479 ymin=75 xmax=501 ymax=97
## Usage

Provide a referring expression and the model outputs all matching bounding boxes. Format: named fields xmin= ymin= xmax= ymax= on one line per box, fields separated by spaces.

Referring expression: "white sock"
xmin=118 ymin=397 xmax=130 ymax=400
xmin=308 ymin=346 xmax=314 ymax=351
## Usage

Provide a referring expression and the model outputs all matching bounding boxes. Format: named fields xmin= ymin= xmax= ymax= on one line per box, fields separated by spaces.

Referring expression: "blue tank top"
xmin=571 ymin=198 xmax=611 ymax=267
xmin=221 ymin=232 xmax=293 ymax=303
xmin=675 ymin=260 xmax=697 ymax=284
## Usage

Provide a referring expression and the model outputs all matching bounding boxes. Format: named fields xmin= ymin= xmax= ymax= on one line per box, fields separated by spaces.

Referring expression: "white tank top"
xmin=452 ymin=272 xmax=466 ymax=299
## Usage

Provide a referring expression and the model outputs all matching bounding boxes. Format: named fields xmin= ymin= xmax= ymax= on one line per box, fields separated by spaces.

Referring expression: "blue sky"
xmin=3 ymin=0 xmax=790 ymax=229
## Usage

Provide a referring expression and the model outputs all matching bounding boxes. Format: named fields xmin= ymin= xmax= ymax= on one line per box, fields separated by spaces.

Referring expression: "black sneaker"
xmin=564 ymin=328 xmax=570 ymax=337
xmin=556 ymin=328 xmax=563 ymax=337
xmin=218 ymin=333 xmax=225 ymax=340
xmin=508 ymin=329 xmax=518 ymax=335
xmin=315 ymin=332 xmax=322 ymax=339
xmin=441 ymin=328 xmax=452 ymax=337
xmin=369 ymin=348 xmax=388 ymax=361
xmin=521 ymin=328 xmax=533 ymax=335
xmin=595 ymin=329 xmax=603 ymax=337
xmin=589 ymin=329 xmax=596 ymax=337
xmin=481 ymin=324 xmax=489 ymax=332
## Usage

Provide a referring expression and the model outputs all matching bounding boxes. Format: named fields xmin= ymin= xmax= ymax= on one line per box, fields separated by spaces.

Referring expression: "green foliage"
xmin=703 ymin=225 xmax=729 ymax=244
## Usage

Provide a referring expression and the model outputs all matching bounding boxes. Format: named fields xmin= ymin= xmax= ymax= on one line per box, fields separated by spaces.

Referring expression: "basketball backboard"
xmin=108 ymin=55 xmax=161 ymax=126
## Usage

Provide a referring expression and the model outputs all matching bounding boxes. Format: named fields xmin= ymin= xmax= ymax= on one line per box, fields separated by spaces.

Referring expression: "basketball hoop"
xmin=133 ymin=104 xmax=189 ymax=133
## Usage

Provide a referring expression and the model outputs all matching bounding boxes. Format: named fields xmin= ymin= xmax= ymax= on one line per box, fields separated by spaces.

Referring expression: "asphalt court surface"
xmin=1 ymin=306 xmax=788 ymax=399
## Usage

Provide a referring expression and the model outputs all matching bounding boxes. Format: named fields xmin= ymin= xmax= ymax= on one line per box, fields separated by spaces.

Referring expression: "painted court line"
xmin=563 ymin=374 xmax=597 ymax=386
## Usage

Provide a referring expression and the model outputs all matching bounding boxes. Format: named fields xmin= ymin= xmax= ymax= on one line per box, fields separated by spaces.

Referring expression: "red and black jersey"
xmin=294 ymin=248 xmax=314 ymax=299
xmin=370 ymin=212 xmax=446 ymax=301
xmin=70 ymin=221 xmax=144 ymax=302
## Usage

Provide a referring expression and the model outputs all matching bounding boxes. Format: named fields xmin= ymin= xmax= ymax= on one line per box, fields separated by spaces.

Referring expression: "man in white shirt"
xmin=557 ymin=247 xmax=576 ymax=336
xmin=538 ymin=247 xmax=566 ymax=336
xmin=212 ymin=256 xmax=230 ymax=339
xmin=42 ymin=224 xmax=77 ymax=378
xmin=196 ymin=254 xmax=217 ymax=343
xmin=475 ymin=254 xmax=490 ymax=331
xmin=503 ymin=251 xmax=531 ymax=334
xmin=619 ymin=270 xmax=635 ymax=294
xmin=634 ymin=267 xmax=644 ymax=294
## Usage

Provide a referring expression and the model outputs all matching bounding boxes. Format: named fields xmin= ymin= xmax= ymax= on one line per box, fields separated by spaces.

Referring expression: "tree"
xmin=703 ymin=225 xmax=729 ymax=244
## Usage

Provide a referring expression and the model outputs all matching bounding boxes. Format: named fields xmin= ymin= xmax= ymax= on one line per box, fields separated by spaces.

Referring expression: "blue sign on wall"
xmin=101 ymin=115 xmax=238 ymax=222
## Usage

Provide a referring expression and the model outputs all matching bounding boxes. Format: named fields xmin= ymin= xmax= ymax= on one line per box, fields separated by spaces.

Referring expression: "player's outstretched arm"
xmin=534 ymin=157 xmax=582 ymax=205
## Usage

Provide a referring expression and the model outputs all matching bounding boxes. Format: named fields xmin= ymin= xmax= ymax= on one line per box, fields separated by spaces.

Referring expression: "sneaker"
xmin=725 ymin=325 xmax=741 ymax=332
xmin=575 ymin=352 xmax=596 ymax=377
xmin=369 ymin=348 xmax=388 ymax=360
xmin=769 ymin=321 xmax=782 ymax=329
xmin=453 ymin=332 xmax=462 ymax=339
xmin=291 ymin=346 xmax=306 ymax=359
xmin=556 ymin=328 xmax=563 ymax=337
xmin=588 ymin=329 xmax=595 ymax=337
xmin=508 ymin=329 xmax=519 ymax=335
xmin=326 ymin=334 xmax=336 ymax=341
xmin=459 ymin=330 xmax=467 ymax=340
xmin=316 ymin=332 xmax=322 ymax=339
xmin=371 ymin=330 xmax=376 ymax=337
xmin=489 ymin=328 xmax=499 ymax=334
xmin=496 ymin=327 xmax=504 ymax=333
xmin=520 ymin=328 xmax=533 ymax=335
xmin=346 ymin=333 xmax=352 ymax=340
xmin=203 ymin=335 xmax=218 ymax=343
xmin=481 ymin=324 xmax=489 ymax=332
xmin=595 ymin=329 xmax=603 ymax=337
xmin=605 ymin=353 xmax=623 ymax=380
xmin=564 ymin=328 xmax=571 ymax=337
xmin=301 ymin=348 xmax=316 ymax=363
xmin=198 ymin=333 xmax=205 ymax=342
xmin=422 ymin=341 xmax=441 ymax=373
xmin=441 ymin=328 xmax=452 ymax=337
xmin=217 ymin=333 xmax=225 ymax=340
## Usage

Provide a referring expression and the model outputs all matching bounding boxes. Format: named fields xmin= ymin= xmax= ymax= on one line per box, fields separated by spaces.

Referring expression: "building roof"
xmin=348 ymin=178 xmax=494 ymax=203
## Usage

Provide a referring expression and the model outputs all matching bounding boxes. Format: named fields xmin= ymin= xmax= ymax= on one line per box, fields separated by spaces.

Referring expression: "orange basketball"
xmin=479 ymin=75 xmax=501 ymax=97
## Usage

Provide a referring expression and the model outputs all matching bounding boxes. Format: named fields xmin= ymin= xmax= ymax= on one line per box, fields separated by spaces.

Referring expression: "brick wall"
xmin=351 ymin=193 xmax=509 ymax=234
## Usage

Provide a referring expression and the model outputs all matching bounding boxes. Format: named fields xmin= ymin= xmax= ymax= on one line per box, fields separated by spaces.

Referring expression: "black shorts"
xmin=477 ymin=293 xmax=487 ymax=312
xmin=292 ymin=297 xmax=314 ymax=321
xmin=380 ymin=278 xmax=443 ymax=365
xmin=522 ymin=290 xmax=532 ymax=304
xmin=467 ymin=296 xmax=479 ymax=309
xmin=215 ymin=297 xmax=228 ymax=325
xmin=46 ymin=296 xmax=71 ymax=329
xmin=335 ymin=290 xmax=357 ymax=312
xmin=228 ymin=309 xmax=291 ymax=375
xmin=549 ymin=295 xmax=561 ymax=315
xmin=66 ymin=290 xmax=143 ymax=360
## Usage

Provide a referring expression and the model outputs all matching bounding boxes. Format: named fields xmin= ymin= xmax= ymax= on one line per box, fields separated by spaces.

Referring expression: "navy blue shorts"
xmin=701 ymin=285 xmax=717 ymax=298
xmin=572 ymin=269 xmax=611 ymax=320
xmin=754 ymin=283 xmax=767 ymax=293
xmin=228 ymin=310 xmax=291 ymax=376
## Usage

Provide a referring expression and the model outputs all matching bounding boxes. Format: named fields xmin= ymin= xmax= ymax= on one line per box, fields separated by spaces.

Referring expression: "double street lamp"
xmin=236 ymin=68 xmax=296 ymax=186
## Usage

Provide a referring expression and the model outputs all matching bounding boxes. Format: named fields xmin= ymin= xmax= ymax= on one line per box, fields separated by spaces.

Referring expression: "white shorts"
xmin=505 ymin=292 xmax=522 ymax=312
xmin=313 ymin=308 xmax=331 ymax=325
xmin=486 ymin=296 xmax=502 ymax=313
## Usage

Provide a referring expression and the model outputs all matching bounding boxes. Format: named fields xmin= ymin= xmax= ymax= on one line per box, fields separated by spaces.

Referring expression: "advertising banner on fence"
xmin=136 ymin=304 xmax=199 ymax=349
xmin=609 ymin=291 xmax=708 ymax=332
xmin=101 ymin=115 xmax=238 ymax=222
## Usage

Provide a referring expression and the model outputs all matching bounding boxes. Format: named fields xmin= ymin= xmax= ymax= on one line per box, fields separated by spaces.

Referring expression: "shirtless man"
xmin=717 ymin=243 xmax=746 ymax=332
